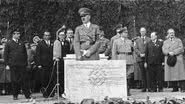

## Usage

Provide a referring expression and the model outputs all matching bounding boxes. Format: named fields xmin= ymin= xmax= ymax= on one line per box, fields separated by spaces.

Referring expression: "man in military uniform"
xmin=74 ymin=7 xmax=100 ymax=60
xmin=112 ymin=27 xmax=134 ymax=96
xmin=105 ymin=24 xmax=123 ymax=59
xmin=98 ymin=30 xmax=110 ymax=54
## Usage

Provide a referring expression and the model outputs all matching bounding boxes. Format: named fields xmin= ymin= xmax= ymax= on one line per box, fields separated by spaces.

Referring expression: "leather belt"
xmin=117 ymin=52 xmax=132 ymax=55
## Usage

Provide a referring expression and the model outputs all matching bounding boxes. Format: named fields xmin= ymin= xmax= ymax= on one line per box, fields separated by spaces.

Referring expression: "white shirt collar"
xmin=84 ymin=22 xmax=91 ymax=28
xmin=12 ymin=38 xmax=18 ymax=42
xmin=153 ymin=39 xmax=157 ymax=43
xmin=121 ymin=37 xmax=125 ymax=41
xmin=141 ymin=36 xmax=146 ymax=39
xmin=45 ymin=40 xmax=50 ymax=44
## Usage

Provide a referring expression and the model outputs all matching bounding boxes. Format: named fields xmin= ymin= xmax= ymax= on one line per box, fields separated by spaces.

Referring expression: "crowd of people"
xmin=0 ymin=7 xmax=185 ymax=102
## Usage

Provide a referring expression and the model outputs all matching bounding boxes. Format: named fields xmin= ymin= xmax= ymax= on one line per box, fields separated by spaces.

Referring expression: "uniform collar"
xmin=84 ymin=22 xmax=91 ymax=28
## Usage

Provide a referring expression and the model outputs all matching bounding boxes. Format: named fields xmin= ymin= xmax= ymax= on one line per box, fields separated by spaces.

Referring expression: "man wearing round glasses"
xmin=74 ymin=7 xmax=101 ymax=60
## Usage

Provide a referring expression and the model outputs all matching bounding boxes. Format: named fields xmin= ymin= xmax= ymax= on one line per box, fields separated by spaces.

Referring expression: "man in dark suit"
xmin=135 ymin=27 xmax=151 ymax=92
xmin=74 ymin=7 xmax=101 ymax=60
xmin=4 ymin=29 xmax=31 ymax=100
xmin=35 ymin=31 xmax=53 ymax=98
xmin=66 ymin=28 xmax=74 ymax=54
xmin=145 ymin=32 xmax=164 ymax=92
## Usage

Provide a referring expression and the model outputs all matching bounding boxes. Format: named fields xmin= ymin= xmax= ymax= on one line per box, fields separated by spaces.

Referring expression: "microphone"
xmin=53 ymin=39 xmax=62 ymax=61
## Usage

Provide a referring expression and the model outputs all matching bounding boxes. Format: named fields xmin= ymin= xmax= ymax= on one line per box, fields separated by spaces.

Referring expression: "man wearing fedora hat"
xmin=112 ymin=27 xmax=134 ymax=96
xmin=74 ymin=7 xmax=101 ymax=60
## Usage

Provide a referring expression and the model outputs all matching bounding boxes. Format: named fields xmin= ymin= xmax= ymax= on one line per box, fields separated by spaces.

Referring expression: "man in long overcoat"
xmin=4 ymin=29 xmax=31 ymax=100
xmin=162 ymin=28 xmax=185 ymax=92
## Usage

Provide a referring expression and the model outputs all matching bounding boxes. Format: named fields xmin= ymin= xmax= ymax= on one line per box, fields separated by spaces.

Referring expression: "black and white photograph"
xmin=0 ymin=0 xmax=185 ymax=104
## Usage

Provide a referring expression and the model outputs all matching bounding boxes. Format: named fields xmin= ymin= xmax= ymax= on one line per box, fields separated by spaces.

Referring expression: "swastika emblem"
xmin=88 ymin=66 xmax=107 ymax=86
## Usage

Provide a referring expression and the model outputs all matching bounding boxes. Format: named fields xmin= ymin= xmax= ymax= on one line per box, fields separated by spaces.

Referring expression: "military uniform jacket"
xmin=74 ymin=23 xmax=100 ymax=60
xmin=4 ymin=39 xmax=27 ymax=67
xmin=105 ymin=34 xmax=120 ymax=58
xmin=145 ymin=39 xmax=164 ymax=65
xmin=98 ymin=37 xmax=110 ymax=54
xmin=112 ymin=38 xmax=134 ymax=65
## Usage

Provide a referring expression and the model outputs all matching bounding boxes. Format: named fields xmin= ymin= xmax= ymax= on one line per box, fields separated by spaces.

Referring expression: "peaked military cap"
xmin=118 ymin=26 xmax=128 ymax=33
xmin=78 ymin=7 xmax=92 ymax=16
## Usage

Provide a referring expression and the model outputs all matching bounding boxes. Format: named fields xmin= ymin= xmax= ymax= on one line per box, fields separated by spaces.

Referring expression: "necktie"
xmin=47 ymin=41 xmax=50 ymax=46
xmin=69 ymin=38 xmax=71 ymax=43
xmin=85 ymin=24 xmax=88 ymax=28
xmin=153 ymin=41 xmax=156 ymax=46
xmin=170 ymin=38 xmax=173 ymax=41
xmin=142 ymin=37 xmax=145 ymax=43
xmin=61 ymin=41 xmax=64 ymax=45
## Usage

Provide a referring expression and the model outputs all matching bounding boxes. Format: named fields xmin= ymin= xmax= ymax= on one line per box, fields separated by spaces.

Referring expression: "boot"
xmin=127 ymin=86 xmax=131 ymax=96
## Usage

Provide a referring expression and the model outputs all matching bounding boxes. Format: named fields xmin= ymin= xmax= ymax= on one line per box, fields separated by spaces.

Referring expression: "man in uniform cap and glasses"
xmin=112 ymin=27 xmax=134 ymax=96
xmin=105 ymin=24 xmax=123 ymax=59
xmin=74 ymin=7 xmax=101 ymax=60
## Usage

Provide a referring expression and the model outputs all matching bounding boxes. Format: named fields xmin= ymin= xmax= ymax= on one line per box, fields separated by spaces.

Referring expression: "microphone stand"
xmin=49 ymin=59 xmax=60 ymax=104
xmin=50 ymin=25 xmax=66 ymax=103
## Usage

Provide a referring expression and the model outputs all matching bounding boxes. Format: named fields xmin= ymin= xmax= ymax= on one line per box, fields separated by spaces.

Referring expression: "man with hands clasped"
xmin=162 ymin=28 xmax=185 ymax=92
xmin=135 ymin=27 xmax=151 ymax=92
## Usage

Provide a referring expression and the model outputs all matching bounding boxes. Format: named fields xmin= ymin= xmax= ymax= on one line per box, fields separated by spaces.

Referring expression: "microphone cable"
xmin=40 ymin=60 xmax=57 ymax=95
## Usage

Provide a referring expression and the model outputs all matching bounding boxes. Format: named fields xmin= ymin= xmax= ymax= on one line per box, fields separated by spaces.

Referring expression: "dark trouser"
xmin=148 ymin=64 xmax=164 ymax=90
xmin=179 ymin=80 xmax=185 ymax=91
xmin=171 ymin=80 xmax=185 ymax=91
xmin=171 ymin=81 xmax=178 ymax=91
xmin=56 ymin=59 xmax=64 ymax=95
xmin=127 ymin=65 xmax=134 ymax=95
xmin=40 ymin=66 xmax=54 ymax=97
xmin=138 ymin=62 xmax=149 ymax=90
xmin=10 ymin=66 xmax=30 ymax=98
